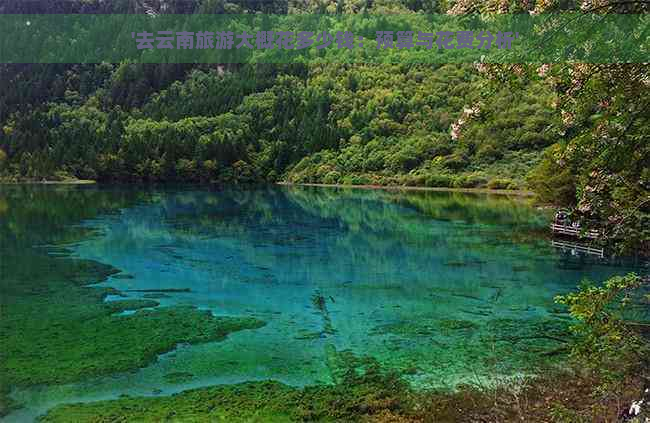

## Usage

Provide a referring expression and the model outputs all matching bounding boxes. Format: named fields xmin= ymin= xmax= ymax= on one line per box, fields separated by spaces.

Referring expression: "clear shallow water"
xmin=1 ymin=185 xmax=644 ymax=421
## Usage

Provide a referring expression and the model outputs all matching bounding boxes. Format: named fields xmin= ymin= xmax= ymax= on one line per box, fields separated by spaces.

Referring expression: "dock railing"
xmin=550 ymin=223 xmax=600 ymax=239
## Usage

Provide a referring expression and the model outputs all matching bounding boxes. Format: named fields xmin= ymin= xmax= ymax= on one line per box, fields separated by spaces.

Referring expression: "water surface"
xmin=0 ymin=185 xmax=642 ymax=421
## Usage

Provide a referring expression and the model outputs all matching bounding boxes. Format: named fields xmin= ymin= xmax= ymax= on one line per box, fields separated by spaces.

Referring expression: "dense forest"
xmin=0 ymin=0 xmax=648 ymax=254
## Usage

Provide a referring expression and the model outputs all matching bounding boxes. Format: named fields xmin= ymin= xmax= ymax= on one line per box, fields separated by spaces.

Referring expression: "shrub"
xmin=232 ymin=160 xmax=256 ymax=183
xmin=403 ymin=174 xmax=426 ymax=187
xmin=341 ymin=174 xmax=371 ymax=185
xmin=375 ymin=175 xmax=399 ymax=186
xmin=217 ymin=167 xmax=235 ymax=183
xmin=555 ymin=274 xmax=647 ymax=389
xmin=315 ymin=164 xmax=336 ymax=181
xmin=364 ymin=149 xmax=386 ymax=172
xmin=425 ymin=174 xmax=454 ymax=187
xmin=487 ymin=178 xmax=517 ymax=190
xmin=322 ymin=171 xmax=341 ymax=185
xmin=454 ymin=175 xmax=488 ymax=188
xmin=78 ymin=165 xmax=97 ymax=180
xmin=386 ymin=148 xmax=421 ymax=173
xmin=526 ymin=144 xmax=576 ymax=205
xmin=52 ymin=170 xmax=74 ymax=181
xmin=429 ymin=139 xmax=455 ymax=157
xmin=443 ymin=153 xmax=469 ymax=171
xmin=476 ymin=144 xmax=504 ymax=163
xmin=201 ymin=160 xmax=218 ymax=181
xmin=176 ymin=159 xmax=198 ymax=181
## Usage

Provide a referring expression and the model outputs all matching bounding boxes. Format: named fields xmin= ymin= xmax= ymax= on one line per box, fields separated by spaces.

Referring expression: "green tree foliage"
xmin=555 ymin=274 xmax=648 ymax=390
xmin=553 ymin=65 xmax=649 ymax=255
xmin=486 ymin=62 xmax=649 ymax=254
xmin=286 ymin=64 xmax=556 ymax=188
xmin=526 ymin=144 xmax=576 ymax=206
xmin=421 ymin=0 xmax=650 ymax=257
xmin=119 ymin=113 xmax=253 ymax=181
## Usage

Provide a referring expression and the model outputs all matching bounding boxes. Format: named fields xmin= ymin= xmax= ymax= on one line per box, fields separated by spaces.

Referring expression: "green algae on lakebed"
xmin=40 ymin=382 xmax=302 ymax=423
xmin=39 ymin=351 xmax=414 ymax=423
xmin=0 ymin=250 xmax=265 ymax=417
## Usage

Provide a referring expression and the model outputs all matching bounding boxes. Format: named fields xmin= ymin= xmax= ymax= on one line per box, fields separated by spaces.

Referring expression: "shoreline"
xmin=0 ymin=179 xmax=96 ymax=185
xmin=278 ymin=181 xmax=535 ymax=197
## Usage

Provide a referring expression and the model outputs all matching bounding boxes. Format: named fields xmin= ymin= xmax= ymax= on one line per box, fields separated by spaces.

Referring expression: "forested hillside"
xmin=0 ymin=62 xmax=556 ymax=186
xmin=0 ymin=0 xmax=647 ymax=254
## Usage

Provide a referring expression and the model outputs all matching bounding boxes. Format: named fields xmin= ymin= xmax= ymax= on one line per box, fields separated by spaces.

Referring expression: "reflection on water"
xmin=0 ymin=185 xmax=643 ymax=421
xmin=551 ymin=239 xmax=605 ymax=258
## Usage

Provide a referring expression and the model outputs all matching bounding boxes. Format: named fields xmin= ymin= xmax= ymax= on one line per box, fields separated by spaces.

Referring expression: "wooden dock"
xmin=550 ymin=223 xmax=600 ymax=239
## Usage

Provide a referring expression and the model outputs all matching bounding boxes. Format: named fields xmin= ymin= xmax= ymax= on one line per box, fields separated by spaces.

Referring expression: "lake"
xmin=0 ymin=185 xmax=642 ymax=421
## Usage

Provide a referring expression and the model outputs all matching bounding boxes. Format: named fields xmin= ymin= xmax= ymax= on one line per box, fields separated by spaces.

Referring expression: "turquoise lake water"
xmin=0 ymin=185 xmax=645 ymax=421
